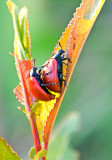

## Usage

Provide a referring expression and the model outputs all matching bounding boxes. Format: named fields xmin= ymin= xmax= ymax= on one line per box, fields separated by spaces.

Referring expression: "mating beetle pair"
xmin=27 ymin=43 xmax=71 ymax=101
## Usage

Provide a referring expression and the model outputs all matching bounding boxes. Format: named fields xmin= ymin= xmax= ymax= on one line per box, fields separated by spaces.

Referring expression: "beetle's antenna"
xmin=33 ymin=58 xmax=36 ymax=67
xmin=59 ymin=42 xmax=62 ymax=49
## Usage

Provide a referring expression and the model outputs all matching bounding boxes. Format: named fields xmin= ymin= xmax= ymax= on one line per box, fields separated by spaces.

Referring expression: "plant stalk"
xmin=15 ymin=55 xmax=41 ymax=153
xmin=28 ymin=113 xmax=41 ymax=153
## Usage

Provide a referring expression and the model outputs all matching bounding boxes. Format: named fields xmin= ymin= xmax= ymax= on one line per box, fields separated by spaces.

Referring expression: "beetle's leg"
xmin=61 ymin=79 xmax=67 ymax=87
xmin=39 ymin=65 xmax=45 ymax=69
xmin=64 ymin=81 xmax=67 ymax=87
xmin=60 ymin=53 xmax=72 ymax=63
xmin=62 ymin=75 xmax=67 ymax=77
xmin=39 ymin=61 xmax=50 ymax=70
xmin=62 ymin=62 xmax=67 ymax=65
xmin=41 ymin=83 xmax=56 ymax=86
xmin=59 ymin=76 xmax=67 ymax=87
xmin=61 ymin=57 xmax=72 ymax=63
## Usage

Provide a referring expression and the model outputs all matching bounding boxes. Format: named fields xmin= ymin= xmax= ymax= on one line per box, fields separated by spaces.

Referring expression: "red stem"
xmin=42 ymin=156 xmax=46 ymax=160
xmin=15 ymin=55 xmax=41 ymax=153
xmin=29 ymin=113 xmax=41 ymax=152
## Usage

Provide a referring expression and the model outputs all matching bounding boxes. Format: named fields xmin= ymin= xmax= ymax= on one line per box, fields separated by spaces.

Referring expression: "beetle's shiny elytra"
xmin=42 ymin=43 xmax=71 ymax=93
xmin=27 ymin=67 xmax=55 ymax=101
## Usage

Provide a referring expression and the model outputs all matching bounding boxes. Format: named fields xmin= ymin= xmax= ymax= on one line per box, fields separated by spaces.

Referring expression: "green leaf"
xmin=29 ymin=147 xmax=36 ymax=159
xmin=7 ymin=0 xmax=32 ymax=60
xmin=29 ymin=147 xmax=46 ymax=160
xmin=18 ymin=7 xmax=32 ymax=60
xmin=0 ymin=137 xmax=21 ymax=160
xmin=47 ymin=111 xmax=80 ymax=160
xmin=34 ymin=149 xmax=46 ymax=160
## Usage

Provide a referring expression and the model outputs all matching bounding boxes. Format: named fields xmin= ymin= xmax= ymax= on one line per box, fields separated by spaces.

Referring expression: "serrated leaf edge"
xmin=0 ymin=137 xmax=21 ymax=160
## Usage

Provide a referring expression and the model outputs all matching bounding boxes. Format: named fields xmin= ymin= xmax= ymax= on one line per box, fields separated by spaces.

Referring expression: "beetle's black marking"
xmin=41 ymin=83 xmax=56 ymax=86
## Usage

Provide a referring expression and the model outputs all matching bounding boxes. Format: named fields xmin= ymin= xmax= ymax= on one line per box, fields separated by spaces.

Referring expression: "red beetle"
xmin=27 ymin=67 xmax=55 ymax=101
xmin=42 ymin=43 xmax=71 ymax=93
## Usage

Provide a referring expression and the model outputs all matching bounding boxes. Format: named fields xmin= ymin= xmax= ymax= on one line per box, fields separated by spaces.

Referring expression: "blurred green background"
xmin=0 ymin=0 xmax=112 ymax=159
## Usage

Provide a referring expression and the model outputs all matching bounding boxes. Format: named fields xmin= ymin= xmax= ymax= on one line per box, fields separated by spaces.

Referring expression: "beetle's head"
xmin=51 ymin=42 xmax=65 ymax=59
xmin=58 ymin=49 xmax=65 ymax=55
xmin=30 ymin=67 xmax=37 ymax=77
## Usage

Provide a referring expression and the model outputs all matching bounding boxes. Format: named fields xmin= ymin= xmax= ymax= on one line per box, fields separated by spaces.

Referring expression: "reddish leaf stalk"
xmin=29 ymin=114 xmax=41 ymax=153
xmin=15 ymin=55 xmax=41 ymax=153
xmin=42 ymin=156 xmax=46 ymax=160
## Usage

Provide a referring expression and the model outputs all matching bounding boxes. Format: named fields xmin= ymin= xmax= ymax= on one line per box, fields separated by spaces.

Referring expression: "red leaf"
xmin=13 ymin=55 xmax=35 ymax=106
